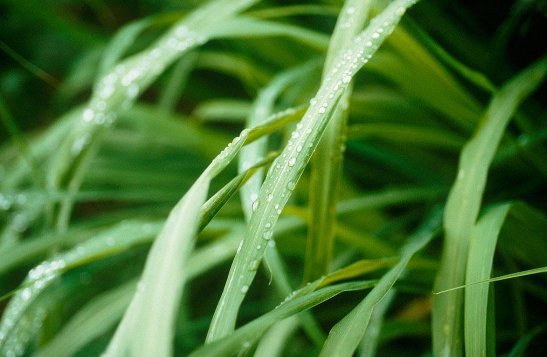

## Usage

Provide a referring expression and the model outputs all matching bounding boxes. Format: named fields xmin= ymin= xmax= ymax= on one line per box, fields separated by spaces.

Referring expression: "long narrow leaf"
xmin=207 ymin=0 xmax=420 ymax=341
xmin=432 ymin=57 xmax=547 ymax=356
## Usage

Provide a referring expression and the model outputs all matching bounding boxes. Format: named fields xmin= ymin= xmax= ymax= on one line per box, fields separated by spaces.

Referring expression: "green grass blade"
xmin=193 ymin=280 xmax=376 ymax=357
xmin=103 ymin=102 xmax=310 ymax=356
xmin=208 ymin=17 xmax=330 ymax=51
xmin=37 ymin=229 xmax=242 ymax=357
xmin=319 ymin=207 xmax=441 ymax=357
xmin=404 ymin=20 xmax=496 ymax=93
xmin=48 ymin=0 xmax=259 ymax=231
xmin=438 ymin=266 xmax=547 ymax=294
xmin=359 ymin=290 xmax=395 ymax=357
xmin=465 ymin=203 xmax=511 ymax=357
xmin=239 ymin=60 xmax=318 ymax=220
xmin=237 ymin=61 xmax=323 ymax=346
xmin=36 ymin=281 xmax=137 ymax=357
xmin=0 ymin=220 xmax=161 ymax=355
xmin=206 ymin=0 xmax=419 ymax=342
xmin=432 ymin=56 xmax=547 ymax=356
xmin=193 ymin=99 xmax=252 ymax=123
xmin=253 ymin=316 xmax=299 ymax=357
xmin=305 ymin=0 xmax=372 ymax=282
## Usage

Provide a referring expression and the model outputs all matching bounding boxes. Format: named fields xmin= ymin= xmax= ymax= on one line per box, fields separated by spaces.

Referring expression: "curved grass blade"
xmin=432 ymin=57 xmax=547 ymax=357
xmin=208 ymin=17 xmax=330 ymax=51
xmin=0 ymin=221 xmax=161 ymax=356
xmin=1 ymin=109 xmax=297 ymax=356
xmin=305 ymin=0 xmax=373 ymax=282
xmin=403 ymin=19 xmax=496 ymax=93
xmin=48 ymin=0 xmax=259 ymax=231
xmin=237 ymin=60 xmax=324 ymax=346
xmin=36 ymin=281 xmax=137 ymax=357
xmin=103 ymin=103 xmax=312 ymax=356
xmin=37 ymin=229 xmax=242 ymax=357
xmin=239 ymin=60 xmax=319 ymax=220
xmin=206 ymin=0 xmax=420 ymax=341
xmin=192 ymin=280 xmax=376 ymax=357
xmin=248 ymin=5 xmax=339 ymax=19
xmin=319 ymin=207 xmax=441 ymax=357
xmin=193 ymin=99 xmax=252 ymax=123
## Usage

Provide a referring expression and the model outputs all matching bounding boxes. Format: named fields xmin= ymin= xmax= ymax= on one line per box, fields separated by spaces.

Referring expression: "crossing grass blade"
xmin=432 ymin=56 xmax=547 ymax=356
xmin=36 ymin=229 xmax=242 ymax=357
xmin=47 ymin=0 xmax=259 ymax=232
xmin=206 ymin=0 xmax=420 ymax=341
xmin=305 ymin=0 xmax=373 ymax=282
xmin=193 ymin=280 xmax=377 ymax=357
xmin=2 ymin=1 xmax=546 ymax=356
xmin=319 ymin=207 xmax=441 ymax=357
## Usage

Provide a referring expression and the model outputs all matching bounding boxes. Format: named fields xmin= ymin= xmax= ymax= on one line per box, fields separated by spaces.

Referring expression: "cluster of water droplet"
xmin=0 ymin=259 xmax=65 ymax=355
xmin=71 ymin=22 xmax=207 ymax=158
xmin=0 ymin=193 xmax=29 ymax=212
xmin=227 ymin=0 xmax=416 ymax=304
xmin=210 ymin=130 xmax=247 ymax=174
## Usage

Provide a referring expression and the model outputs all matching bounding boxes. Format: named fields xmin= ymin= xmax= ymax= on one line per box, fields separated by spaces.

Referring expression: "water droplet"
xmin=288 ymin=157 xmax=296 ymax=167
xmin=263 ymin=230 xmax=273 ymax=240
xmin=0 ymin=194 xmax=11 ymax=210
xmin=21 ymin=288 xmax=31 ymax=301
xmin=252 ymin=200 xmax=259 ymax=212
xmin=127 ymin=84 xmax=139 ymax=99
xmin=267 ymin=194 xmax=274 ymax=202
xmin=83 ymin=109 xmax=94 ymax=122
xmin=241 ymin=285 xmax=249 ymax=293
xmin=287 ymin=181 xmax=296 ymax=190
xmin=256 ymin=244 xmax=262 ymax=250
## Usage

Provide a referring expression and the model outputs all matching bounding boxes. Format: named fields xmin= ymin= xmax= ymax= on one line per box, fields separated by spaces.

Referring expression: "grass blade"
xmin=465 ymin=203 xmax=511 ymax=357
xmin=207 ymin=0 xmax=420 ymax=341
xmin=193 ymin=280 xmax=376 ymax=357
xmin=48 ymin=0 xmax=259 ymax=231
xmin=319 ymin=207 xmax=441 ymax=357
xmin=305 ymin=0 xmax=373 ymax=282
xmin=432 ymin=56 xmax=547 ymax=356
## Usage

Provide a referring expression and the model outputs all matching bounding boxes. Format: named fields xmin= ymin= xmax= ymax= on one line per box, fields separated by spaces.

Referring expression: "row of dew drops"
xmin=0 ymin=222 xmax=158 ymax=356
xmin=230 ymin=1 xmax=412 ymax=299
xmin=72 ymin=23 xmax=206 ymax=157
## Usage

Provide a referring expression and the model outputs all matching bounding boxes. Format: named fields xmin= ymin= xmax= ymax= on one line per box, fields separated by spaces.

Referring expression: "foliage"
xmin=1 ymin=0 xmax=546 ymax=356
